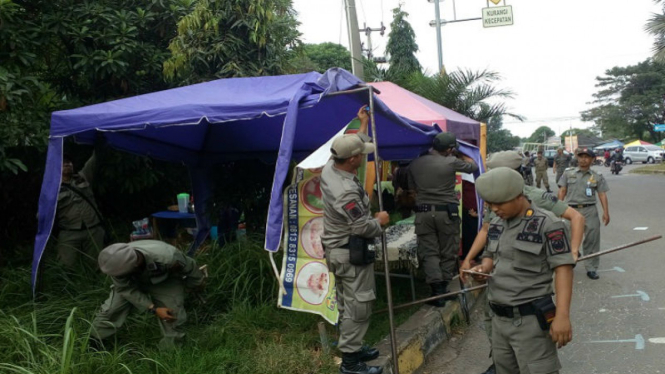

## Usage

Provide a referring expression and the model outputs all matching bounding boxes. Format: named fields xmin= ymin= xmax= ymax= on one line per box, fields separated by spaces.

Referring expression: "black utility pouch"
xmin=446 ymin=203 xmax=460 ymax=220
xmin=348 ymin=235 xmax=375 ymax=266
xmin=532 ymin=296 xmax=557 ymax=330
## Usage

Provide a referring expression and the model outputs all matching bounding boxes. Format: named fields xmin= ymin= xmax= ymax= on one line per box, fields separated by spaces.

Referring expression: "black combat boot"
xmin=358 ymin=345 xmax=379 ymax=361
xmin=426 ymin=281 xmax=447 ymax=307
xmin=480 ymin=364 xmax=496 ymax=374
xmin=340 ymin=351 xmax=383 ymax=374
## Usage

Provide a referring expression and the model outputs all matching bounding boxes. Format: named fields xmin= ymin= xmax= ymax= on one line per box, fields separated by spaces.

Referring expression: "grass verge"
xmin=629 ymin=163 xmax=665 ymax=174
xmin=0 ymin=236 xmax=428 ymax=374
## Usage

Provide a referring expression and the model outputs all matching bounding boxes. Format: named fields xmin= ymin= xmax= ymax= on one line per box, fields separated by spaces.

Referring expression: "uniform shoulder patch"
xmin=541 ymin=191 xmax=558 ymax=203
xmin=545 ymin=229 xmax=570 ymax=256
xmin=488 ymin=223 xmax=504 ymax=240
xmin=343 ymin=200 xmax=365 ymax=222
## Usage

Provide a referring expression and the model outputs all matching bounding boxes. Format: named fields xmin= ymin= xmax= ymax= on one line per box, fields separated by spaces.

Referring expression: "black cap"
xmin=576 ymin=148 xmax=595 ymax=157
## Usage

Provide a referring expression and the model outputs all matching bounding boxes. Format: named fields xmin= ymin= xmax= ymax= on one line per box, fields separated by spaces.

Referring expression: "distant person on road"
xmin=470 ymin=167 xmax=575 ymax=374
xmin=553 ymin=146 xmax=572 ymax=184
xmin=534 ymin=150 xmax=551 ymax=192
xmin=55 ymin=152 xmax=105 ymax=267
xmin=521 ymin=151 xmax=533 ymax=186
xmin=558 ymin=148 xmax=610 ymax=280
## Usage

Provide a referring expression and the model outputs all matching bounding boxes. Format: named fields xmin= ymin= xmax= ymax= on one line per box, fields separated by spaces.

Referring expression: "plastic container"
xmin=177 ymin=193 xmax=190 ymax=213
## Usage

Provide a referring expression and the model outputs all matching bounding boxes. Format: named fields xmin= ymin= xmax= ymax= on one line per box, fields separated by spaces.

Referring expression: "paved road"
xmin=422 ymin=165 xmax=665 ymax=374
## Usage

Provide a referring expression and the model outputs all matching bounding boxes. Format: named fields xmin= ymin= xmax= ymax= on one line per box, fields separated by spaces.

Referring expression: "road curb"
xmin=371 ymin=284 xmax=485 ymax=374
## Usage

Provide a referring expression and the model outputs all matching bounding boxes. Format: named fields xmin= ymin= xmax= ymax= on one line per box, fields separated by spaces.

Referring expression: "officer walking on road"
xmin=91 ymin=240 xmax=205 ymax=349
xmin=56 ymin=153 xmax=105 ymax=267
xmin=553 ymin=146 xmax=572 ymax=184
xmin=471 ymin=168 xmax=575 ymax=374
xmin=534 ymin=150 xmax=551 ymax=192
xmin=460 ymin=151 xmax=584 ymax=374
xmin=408 ymin=132 xmax=478 ymax=307
xmin=558 ymin=148 xmax=610 ymax=280
xmin=321 ymin=106 xmax=389 ymax=374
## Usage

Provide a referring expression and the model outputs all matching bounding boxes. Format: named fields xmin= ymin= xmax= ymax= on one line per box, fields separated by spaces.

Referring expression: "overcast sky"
xmin=291 ymin=0 xmax=663 ymax=138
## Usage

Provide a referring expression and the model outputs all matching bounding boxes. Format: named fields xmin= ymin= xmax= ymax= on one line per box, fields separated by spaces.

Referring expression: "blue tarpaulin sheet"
xmin=33 ymin=69 xmax=482 ymax=292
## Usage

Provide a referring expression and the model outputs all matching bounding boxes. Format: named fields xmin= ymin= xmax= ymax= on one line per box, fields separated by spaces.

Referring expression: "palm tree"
xmin=402 ymin=69 xmax=523 ymax=123
xmin=645 ymin=2 xmax=665 ymax=62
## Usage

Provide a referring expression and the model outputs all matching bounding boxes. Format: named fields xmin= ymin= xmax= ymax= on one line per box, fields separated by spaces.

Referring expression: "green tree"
xmin=486 ymin=116 xmax=521 ymax=153
xmin=581 ymin=60 xmax=665 ymax=142
xmin=297 ymin=43 xmax=351 ymax=73
xmin=527 ymin=126 xmax=555 ymax=143
xmin=0 ymin=0 xmax=195 ymax=173
xmin=164 ymin=0 xmax=301 ymax=84
xmin=385 ymin=6 xmax=420 ymax=81
xmin=560 ymin=127 xmax=600 ymax=143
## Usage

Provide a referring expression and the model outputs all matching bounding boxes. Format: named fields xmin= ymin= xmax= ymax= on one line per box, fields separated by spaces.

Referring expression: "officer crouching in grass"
xmin=470 ymin=168 xmax=575 ymax=374
xmin=321 ymin=106 xmax=389 ymax=374
xmin=90 ymin=240 xmax=204 ymax=350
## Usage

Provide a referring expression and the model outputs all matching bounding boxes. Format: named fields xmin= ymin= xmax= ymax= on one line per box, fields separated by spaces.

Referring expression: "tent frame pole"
xmin=367 ymin=87 xmax=400 ymax=374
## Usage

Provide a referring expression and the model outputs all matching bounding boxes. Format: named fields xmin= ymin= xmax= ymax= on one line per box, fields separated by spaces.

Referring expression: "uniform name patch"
xmin=546 ymin=229 xmax=570 ymax=256
xmin=343 ymin=200 xmax=364 ymax=222
xmin=516 ymin=216 xmax=545 ymax=243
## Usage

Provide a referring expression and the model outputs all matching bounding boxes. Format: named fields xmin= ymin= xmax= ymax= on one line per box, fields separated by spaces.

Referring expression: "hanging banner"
xmin=278 ymin=118 xmax=366 ymax=324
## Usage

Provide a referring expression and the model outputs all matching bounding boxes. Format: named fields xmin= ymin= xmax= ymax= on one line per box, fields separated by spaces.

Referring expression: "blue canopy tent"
xmin=33 ymin=68 xmax=483 ymax=292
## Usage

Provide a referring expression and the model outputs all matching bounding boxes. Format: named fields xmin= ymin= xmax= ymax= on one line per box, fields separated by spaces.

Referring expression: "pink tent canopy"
xmin=368 ymin=81 xmax=481 ymax=145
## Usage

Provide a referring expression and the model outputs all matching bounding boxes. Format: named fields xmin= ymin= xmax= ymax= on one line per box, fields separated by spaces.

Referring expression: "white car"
xmin=623 ymin=145 xmax=664 ymax=164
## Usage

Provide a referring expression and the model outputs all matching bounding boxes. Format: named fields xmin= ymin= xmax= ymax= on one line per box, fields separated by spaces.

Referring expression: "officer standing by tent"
xmin=55 ymin=152 xmax=105 ymax=267
xmin=320 ymin=106 xmax=389 ymax=374
xmin=471 ymin=167 xmax=575 ymax=374
xmin=91 ymin=240 xmax=205 ymax=349
xmin=408 ymin=132 xmax=478 ymax=307
xmin=553 ymin=146 xmax=572 ymax=184
xmin=558 ymin=148 xmax=610 ymax=280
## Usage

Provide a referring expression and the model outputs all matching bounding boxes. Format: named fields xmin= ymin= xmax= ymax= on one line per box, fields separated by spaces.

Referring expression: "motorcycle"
xmin=610 ymin=159 xmax=623 ymax=175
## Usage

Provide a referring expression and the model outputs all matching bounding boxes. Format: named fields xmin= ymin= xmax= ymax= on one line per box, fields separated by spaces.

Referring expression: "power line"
xmin=503 ymin=116 xmax=584 ymax=125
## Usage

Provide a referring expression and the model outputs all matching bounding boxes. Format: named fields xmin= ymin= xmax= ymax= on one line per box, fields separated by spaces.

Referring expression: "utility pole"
xmin=344 ymin=0 xmax=364 ymax=78
xmin=430 ymin=0 xmax=444 ymax=73
xmin=362 ymin=22 xmax=387 ymax=62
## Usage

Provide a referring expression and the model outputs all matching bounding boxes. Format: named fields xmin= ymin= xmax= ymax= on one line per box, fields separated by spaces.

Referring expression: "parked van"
xmin=623 ymin=145 xmax=664 ymax=164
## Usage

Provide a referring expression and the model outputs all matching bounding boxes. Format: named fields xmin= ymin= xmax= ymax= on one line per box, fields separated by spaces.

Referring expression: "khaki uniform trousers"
xmin=56 ymin=226 xmax=105 ymax=267
xmin=535 ymin=171 xmax=550 ymax=190
xmin=91 ymin=278 xmax=187 ymax=349
xmin=555 ymin=169 xmax=566 ymax=185
xmin=326 ymin=247 xmax=376 ymax=353
xmin=415 ymin=211 xmax=460 ymax=284
xmin=578 ymin=205 xmax=601 ymax=272
xmin=492 ymin=311 xmax=561 ymax=374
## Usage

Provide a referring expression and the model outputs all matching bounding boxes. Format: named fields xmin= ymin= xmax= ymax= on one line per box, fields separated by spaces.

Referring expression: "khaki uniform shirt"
xmin=483 ymin=206 xmax=575 ymax=306
xmin=111 ymin=240 xmax=204 ymax=310
xmin=57 ymin=155 xmax=101 ymax=230
xmin=553 ymin=153 xmax=571 ymax=172
xmin=320 ymin=160 xmax=382 ymax=249
xmin=534 ymin=157 xmax=548 ymax=172
xmin=482 ymin=186 xmax=568 ymax=225
xmin=407 ymin=151 xmax=478 ymax=205
xmin=558 ymin=168 xmax=609 ymax=205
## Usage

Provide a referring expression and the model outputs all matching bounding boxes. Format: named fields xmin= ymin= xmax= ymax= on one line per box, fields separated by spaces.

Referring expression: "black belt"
xmin=415 ymin=204 xmax=452 ymax=213
xmin=59 ymin=223 xmax=102 ymax=232
xmin=569 ymin=203 xmax=596 ymax=209
xmin=489 ymin=302 xmax=537 ymax=318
